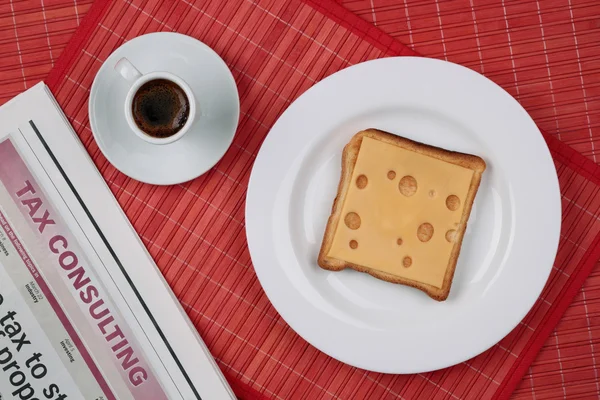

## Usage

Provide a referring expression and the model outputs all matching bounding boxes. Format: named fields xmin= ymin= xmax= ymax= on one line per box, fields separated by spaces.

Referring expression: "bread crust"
xmin=317 ymin=129 xmax=486 ymax=301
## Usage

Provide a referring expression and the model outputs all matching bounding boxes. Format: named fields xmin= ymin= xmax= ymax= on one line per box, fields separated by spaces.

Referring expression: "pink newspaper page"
xmin=0 ymin=84 xmax=235 ymax=400
xmin=0 ymin=138 xmax=167 ymax=400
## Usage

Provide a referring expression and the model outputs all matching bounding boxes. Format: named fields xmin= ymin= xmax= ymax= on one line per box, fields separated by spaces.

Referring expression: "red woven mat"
xmin=0 ymin=0 xmax=93 ymax=105
xmin=334 ymin=1 xmax=600 ymax=398
xmin=3 ymin=0 xmax=600 ymax=399
xmin=338 ymin=0 xmax=600 ymax=164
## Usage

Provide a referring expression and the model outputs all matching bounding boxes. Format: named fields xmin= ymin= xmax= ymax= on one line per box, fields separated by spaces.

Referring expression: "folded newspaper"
xmin=0 ymin=83 xmax=235 ymax=400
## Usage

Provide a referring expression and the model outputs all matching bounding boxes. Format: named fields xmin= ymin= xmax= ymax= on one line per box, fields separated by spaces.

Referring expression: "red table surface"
xmin=1 ymin=0 xmax=600 ymax=399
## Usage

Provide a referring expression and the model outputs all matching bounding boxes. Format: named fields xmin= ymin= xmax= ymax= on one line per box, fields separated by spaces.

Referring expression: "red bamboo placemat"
xmin=334 ymin=1 xmax=600 ymax=398
xmin=0 ymin=0 xmax=93 ymax=105
xmin=7 ymin=0 xmax=600 ymax=399
xmin=338 ymin=0 xmax=600 ymax=164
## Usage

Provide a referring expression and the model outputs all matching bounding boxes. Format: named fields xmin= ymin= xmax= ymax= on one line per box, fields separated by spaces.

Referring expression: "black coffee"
xmin=132 ymin=79 xmax=190 ymax=138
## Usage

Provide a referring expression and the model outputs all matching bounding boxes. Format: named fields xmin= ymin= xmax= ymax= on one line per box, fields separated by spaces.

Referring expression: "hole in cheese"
xmin=403 ymin=256 xmax=412 ymax=268
xmin=344 ymin=212 xmax=361 ymax=230
xmin=356 ymin=174 xmax=368 ymax=189
xmin=417 ymin=223 xmax=434 ymax=242
xmin=397 ymin=238 xmax=403 ymax=246
xmin=399 ymin=175 xmax=417 ymax=197
xmin=349 ymin=240 xmax=358 ymax=249
xmin=446 ymin=229 xmax=457 ymax=243
xmin=387 ymin=170 xmax=396 ymax=180
xmin=446 ymin=195 xmax=460 ymax=211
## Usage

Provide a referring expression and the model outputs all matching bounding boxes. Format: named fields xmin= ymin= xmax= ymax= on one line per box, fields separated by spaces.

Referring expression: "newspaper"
xmin=0 ymin=83 xmax=235 ymax=400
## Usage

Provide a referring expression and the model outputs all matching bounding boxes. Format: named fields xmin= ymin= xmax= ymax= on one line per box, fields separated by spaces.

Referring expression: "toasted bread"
xmin=318 ymin=129 xmax=486 ymax=301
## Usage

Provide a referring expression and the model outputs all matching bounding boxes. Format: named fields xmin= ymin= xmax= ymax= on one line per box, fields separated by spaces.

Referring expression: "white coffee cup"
xmin=115 ymin=57 xmax=196 ymax=145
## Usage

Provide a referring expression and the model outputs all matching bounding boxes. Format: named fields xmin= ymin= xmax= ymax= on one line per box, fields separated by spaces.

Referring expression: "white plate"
xmin=246 ymin=57 xmax=561 ymax=374
xmin=89 ymin=32 xmax=239 ymax=185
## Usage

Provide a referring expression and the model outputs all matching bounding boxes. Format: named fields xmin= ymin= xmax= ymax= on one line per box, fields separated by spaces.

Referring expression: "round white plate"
xmin=246 ymin=57 xmax=561 ymax=374
xmin=89 ymin=32 xmax=239 ymax=185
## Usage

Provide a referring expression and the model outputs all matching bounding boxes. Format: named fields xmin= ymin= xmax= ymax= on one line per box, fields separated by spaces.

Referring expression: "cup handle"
xmin=115 ymin=57 xmax=142 ymax=84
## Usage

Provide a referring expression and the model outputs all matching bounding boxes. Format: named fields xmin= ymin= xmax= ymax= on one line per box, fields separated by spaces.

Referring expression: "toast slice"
xmin=318 ymin=129 xmax=486 ymax=301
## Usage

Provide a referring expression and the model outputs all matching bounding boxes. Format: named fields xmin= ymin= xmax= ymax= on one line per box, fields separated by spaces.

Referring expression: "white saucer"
xmin=89 ymin=32 xmax=239 ymax=185
xmin=246 ymin=57 xmax=561 ymax=373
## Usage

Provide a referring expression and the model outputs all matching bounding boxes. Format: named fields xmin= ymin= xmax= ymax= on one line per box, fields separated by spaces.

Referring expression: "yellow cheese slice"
xmin=327 ymin=136 xmax=475 ymax=289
